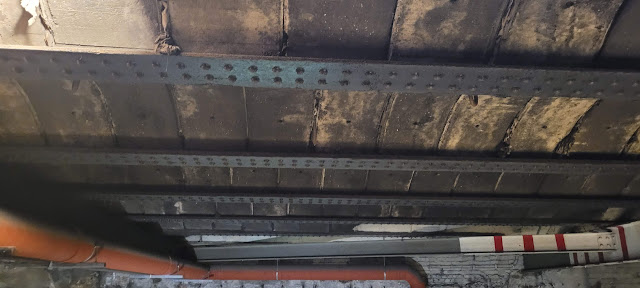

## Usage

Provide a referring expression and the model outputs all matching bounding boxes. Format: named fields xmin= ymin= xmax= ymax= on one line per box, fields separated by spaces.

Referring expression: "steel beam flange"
xmin=1 ymin=46 xmax=640 ymax=98
xmin=92 ymin=191 xmax=640 ymax=209
xmin=3 ymin=147 xmax=640 ymax=175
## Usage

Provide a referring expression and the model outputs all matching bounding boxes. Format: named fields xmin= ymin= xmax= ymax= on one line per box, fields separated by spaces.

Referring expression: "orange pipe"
xmin=210 ymin=265 xmax=426 ymax=288
xmin=0 ymin=212 xmax=209 ymax=279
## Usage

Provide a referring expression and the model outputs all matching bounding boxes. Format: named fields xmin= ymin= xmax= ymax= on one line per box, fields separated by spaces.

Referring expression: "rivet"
xmin=362 ymin=80 xmax=371 ymax=86
xmin=76 ymin=59 xmax=85 ymax=65
xmin=159 ymin=72 xmax=168 ymax=78
xmin=251 ymin=76 xmax=260 ymax=82
xmin=384 ymin=81 xmax=392 ymax=88
xmin=477 ymin=75 xmax=488 ymax=81
xmin=511 ymin=87 xmax=520 ymax=92
xmin=272 ymin=66 xmax=282 ymax=73
xmin=389 ymin=72 xmax=397 ymax=78
xmin=553 ymin=88 xmax=561 ymax=94
xmin=126 ymin=61 xmax=136 ymax=68
xmin=426 ymin=84 xmax=434 ymax=90
xmin=318 ymin=79 xmax=327 ymax=85
xmin=500 ymin=76 xmax=509 ymax=82
xmin=205 ymin=74 xmax=214 ymax=81
xmin=470 ymin=86 xmax=477 ymax=91
xmin=521 ymin=77 xmax=531 ymax=83
xmin=296 ymin=67 xmax=305 ymax=74
xmin=573 ymin=90 xmax=582 ymax=95
xmin=183 ymin=73 xmax=192 ymax=80
xmin=249 ymin=65 xmax=258 ymax=73
xmin=296 ymin=78 xmax=304 ymax=84
xmin=102 ymin=59 xmax=110 ymax=65
xmin=135 ymin=72 xmax=144 ymax=78
xmin=224 ymin=64 xmax=233 ymax=71
xmin=633 ymin=81 xmax=640 ymax=87
xmin=596 ymin=90 xmax=604 ymax=95
xmin=339 ymin=80 xmax=349 ymax=86
xmin=176 ymin=62 xmax=186 ymax=69
xmin=112 ymin=71 xmax=120 ymax=78
xmin=319 ymin=68 xmax=328 ymax=75
xmin=433 ymin=74 xmax=443 ymax=80
xmin=228 ymin=75 xmax=237 ymax=82
xmin=566 ymin=79 xmax=575 ymax=85
xmin=152 ymin=61 xmax=161 ymax=68
xmin=533 ymin=87 xmax=542 ymax=93
xmin=456 ymin=74 xmax=465 ymax=80
xmin=406 ymin=83 xmax=415 ymax=89
xmin=611 ymin=81 xmax=619 ymax=86
xmin=448 ymin=84 xmax=457 ymax=90
xmin=412 ymin=72 xmax=420 ymax=79
xmin=365 ymin=71 xmax=375 ymax=76
xmin=201 ymin=63 xmax=211 ymax=70
xmin=342 ymin=70 xmax=352 ymax=75
xmin=273 ymin=77 xmax=282 ymax=84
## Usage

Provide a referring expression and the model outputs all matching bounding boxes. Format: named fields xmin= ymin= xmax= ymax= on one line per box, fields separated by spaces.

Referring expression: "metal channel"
xmin=131 ymin=215 xmax=612 ymax=231
xmin=96 ymin=191 xmax=640 ymax=209
xmin=3 ymin=147 xmax=640 ymax=174
xmin=193 ymin=239 xmax=461 ymax=261
xmin=1 ymin=46 xmax=640 ymax=98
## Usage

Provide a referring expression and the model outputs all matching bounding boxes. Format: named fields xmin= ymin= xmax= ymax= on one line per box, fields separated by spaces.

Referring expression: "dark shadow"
xmin=0 ymin=164 xmax=197 ymax=261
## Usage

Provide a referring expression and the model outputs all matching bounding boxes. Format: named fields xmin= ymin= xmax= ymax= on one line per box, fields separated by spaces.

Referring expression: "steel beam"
xmin=1 ymin=45 xmax=640 ymax=98
xmin=94 ymin=190 xmax=640 ymax=209
xmin=3 ymin=147 xmax=639 ymax=174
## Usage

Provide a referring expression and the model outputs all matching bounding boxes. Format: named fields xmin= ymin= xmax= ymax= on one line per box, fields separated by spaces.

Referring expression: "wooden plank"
xmin=314 ymin=91 xmax=387 ymax=152
xmin=168 ymin=0 xmax=282 ymax=55
xmin=390 ymin=0 xmax=507 ymax=61
xmin=538 ymin=175 xmax=587 ymax=196
xmin=99 ymin=83 xmax=183 ymax=186
xmin=314 ymin=90 xmax=388 ymax=191
xmin=245 ymin=88 xmax=319 ymax=199
xmin=438 ymin=95 xmax=527 ymax=154
xmin=495 ymin=0 xmax=624 ymax=65
xmin=99 ymin=83 xmax=181 ymax=149
xmin=581 ymin=174 xmax=635 ymax=196
xmin=172 ymin=85 xmax=247 ymax=151
xmin=172 ymin=85 xmax=244 ymax=192
xmin=245 ymin=88 xmax=315 ymax=152
xmin=379 ymin=93 xmax=458 ymax=153
xmin=439 ymin=95 xmax=527 ymax=194
xmin=408 ymin=172 xmax=457 ymax=194
xmin=365 ymin=171 xmax=412 ymax=193
xmin=570 ymin=100 xmax=640 ymax=156
xmin=286 ymin=0 xmax=397 ymax=59
xmin=40 ymin=0 xmax=161 ymax=49
xmin=494 ymin=173 xmax=544 ymax=195
xmin=0 ymin=80 xmax=43 ymax=145
xmin=596 ymin=0 xmax=640 ymax=67
xmin=19 ymin=80 xmax=113 ymax=147
xmin=508 ymin=98 xmax=597 ymax=156
xmin=452 ymin=172 xmax=501 ymax=194
xmin=322 ymin=170 xmax=367 ymax=192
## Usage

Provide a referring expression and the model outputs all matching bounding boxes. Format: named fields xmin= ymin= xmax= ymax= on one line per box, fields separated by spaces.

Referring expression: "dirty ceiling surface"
xmin=2 ymin=0 xmax=640 ymax=240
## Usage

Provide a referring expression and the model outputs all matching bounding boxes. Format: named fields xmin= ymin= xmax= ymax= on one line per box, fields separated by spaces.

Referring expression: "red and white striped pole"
xmin=456 ymin=221 xmax=639 ymax=266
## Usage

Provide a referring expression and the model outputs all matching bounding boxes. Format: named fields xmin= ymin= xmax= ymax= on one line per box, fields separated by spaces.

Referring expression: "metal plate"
xmin=3 ymin=147 xmax=639 ymax=174
xmin=1 ymin=46 xmax=640 ymax=98
xmin=95 ymin=191 xmax=640 ymax=209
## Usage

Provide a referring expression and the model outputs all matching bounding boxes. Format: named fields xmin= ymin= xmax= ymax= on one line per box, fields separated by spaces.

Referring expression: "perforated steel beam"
xmin=1 ymin=45 xmax=640 ymax=98
xmin=3 ymin=147 xmax=639 ymax=174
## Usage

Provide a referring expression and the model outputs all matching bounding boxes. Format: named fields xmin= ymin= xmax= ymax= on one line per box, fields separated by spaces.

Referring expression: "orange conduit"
xmin=210 ymin=265 xmax=426 ymax=288
xmin=0 ymin=212 xmax=209 ymax=279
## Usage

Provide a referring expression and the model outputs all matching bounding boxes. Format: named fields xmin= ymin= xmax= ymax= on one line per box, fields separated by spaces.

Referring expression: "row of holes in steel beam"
xmin=1 ymin=51 xmax=639 ymax=97
xmin=3 ymin=151 xmax=632 ymax=174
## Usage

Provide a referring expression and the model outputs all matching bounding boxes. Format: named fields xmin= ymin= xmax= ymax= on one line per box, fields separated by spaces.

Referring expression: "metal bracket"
xmin=1 ymin=46 xmax=639 ymax=98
